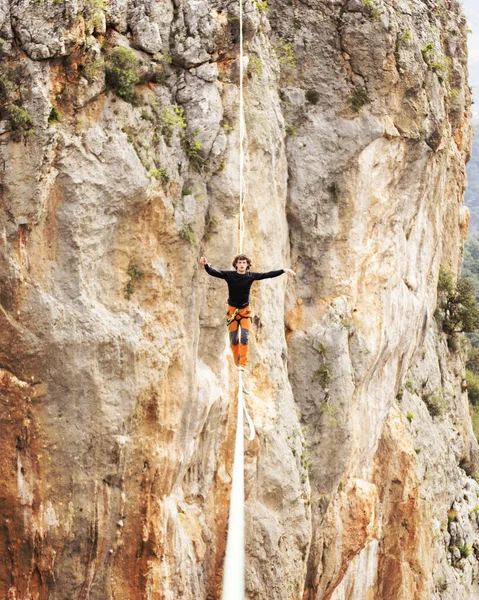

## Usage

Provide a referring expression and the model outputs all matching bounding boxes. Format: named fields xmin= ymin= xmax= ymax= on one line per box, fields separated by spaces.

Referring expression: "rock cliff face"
xmin=0 ymin=0 xmax=477 ymax=598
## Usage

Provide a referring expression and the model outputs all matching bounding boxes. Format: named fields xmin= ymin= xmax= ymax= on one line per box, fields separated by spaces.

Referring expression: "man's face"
xmin=236 ymin=259 xmax=248 ymax=273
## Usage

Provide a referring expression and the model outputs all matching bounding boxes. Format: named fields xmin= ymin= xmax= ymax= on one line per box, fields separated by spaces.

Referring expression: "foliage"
xmin=275 ymin=43 xmax=296 ymax=77
xmin=437 ymin=266 xmax=479 ymax=334
xmin=361 ymin=0 xmax=379 ymax=18
xmin=82 ymin=56 xmax=103 ymax=82
xmin=423 ymin=387 xmax=447 ymax=417
xmin=462 ymin=233 xmax=479 ymax=301
xmin=465 ymin=135 xmax=479 ymax=232
xmin=466 ymin=369 xmax=479 ymax=405
xmin=313 ymin=364 xmax=332 ymax=387
xmin=7 ymin=104 xmax=33 ymax=130
xmin=458 ymin=544 xmax=473 ymax=558
xmin=158 ymin=49 xmax=172 ymax=64
xmin=405 ymin=379 xmax=415 ymax=393
xmin=320 ymin=401 xmax=339 ymax=426
xmin=161 ymin=105 xmax=186 ymax=142
xmin=84 ymin=0 xmax=106 ymax=32
xmin=447 ymin=508 xmax=458 ymax=523
xmin=124 ymin=265 xmax=144 ymax=300
xmin=179 ymin=224 xmax=195 ymax=246
xmin=247 ymin=55 xmax=263 ymax=77
xmin=105 ymin=47 xmax=139 ymax=102
xmin=285 ymin=123 xmax=298 ymax=136
xmin=183 ymin=130 xmax=203 ymax=160
xmin=466 ymin=346 xmax=479 ymax=374
xmin=255 ymin=0 xmax=268 ymax=11
xmin=203 ymin=215 xmax=218 ymax=241
xmin=48 ymin=105 xmax=61 ymax=123
xmin=406 ymin=412 xmax=414 ymax=423
xmin=150 ymin=168 xmax=169 ymax=182
xmin=350 ymin=87 xmax=369 ymax=112
xmin=469 ymin=404 xmax=479 ymax=440
xmin=421 ymin=42 xmax=435 ymax=55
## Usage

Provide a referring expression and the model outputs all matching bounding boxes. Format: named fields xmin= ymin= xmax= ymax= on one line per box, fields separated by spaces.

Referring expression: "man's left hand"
xmin=284 ymin=269 xmax=296 ymax=277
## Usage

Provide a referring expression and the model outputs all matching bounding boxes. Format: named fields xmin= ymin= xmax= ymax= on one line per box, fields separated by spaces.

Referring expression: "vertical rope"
xmin=238 ymin=0 xmax=246 ymax=254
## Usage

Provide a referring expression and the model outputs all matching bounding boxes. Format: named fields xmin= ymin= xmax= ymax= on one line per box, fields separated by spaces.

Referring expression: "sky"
xmin=464 ymin=0 xmax=479 ymax=121
xmin=464 ymin=0 xmax=479 ymax=59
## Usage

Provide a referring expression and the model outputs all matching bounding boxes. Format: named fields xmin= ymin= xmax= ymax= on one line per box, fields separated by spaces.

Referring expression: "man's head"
xmin=232 ymin=254 xmax=252 ymax=274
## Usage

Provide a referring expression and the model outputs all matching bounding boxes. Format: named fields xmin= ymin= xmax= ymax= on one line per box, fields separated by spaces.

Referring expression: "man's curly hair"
xmin=232 ymin=254 xmax=252 ymax=270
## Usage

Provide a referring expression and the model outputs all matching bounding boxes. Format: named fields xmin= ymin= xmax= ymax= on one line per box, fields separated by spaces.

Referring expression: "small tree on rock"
xmin=437 ymin=266 xmax=479 ymax=335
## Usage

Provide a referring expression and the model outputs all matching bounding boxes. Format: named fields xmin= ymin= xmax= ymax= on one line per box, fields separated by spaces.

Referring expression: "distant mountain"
xmin=470 ymin=56 xmax=479 ymax=123
xmin=464 ymin=0 xmax=479 ymax=230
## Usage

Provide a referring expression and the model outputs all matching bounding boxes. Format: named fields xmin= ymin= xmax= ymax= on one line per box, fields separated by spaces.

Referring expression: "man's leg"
xmin=238 ymin=307 xmax=251 ymax=368
xmin=227 ymin=306 xmax=240 ymax=365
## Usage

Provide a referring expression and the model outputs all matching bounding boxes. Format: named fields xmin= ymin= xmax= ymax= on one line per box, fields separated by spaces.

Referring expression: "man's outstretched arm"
xmin=252 ymin=268 xmax=296 ymax=280
xmin=199 ymin=255 xmax=227 ymax=279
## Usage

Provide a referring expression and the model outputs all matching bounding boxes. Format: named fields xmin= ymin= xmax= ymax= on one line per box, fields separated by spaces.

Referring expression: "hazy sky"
xmin=464 ymin=0 xmax=479 ymax=60
xmin=463 ymin=0 xmax=479 ymax=120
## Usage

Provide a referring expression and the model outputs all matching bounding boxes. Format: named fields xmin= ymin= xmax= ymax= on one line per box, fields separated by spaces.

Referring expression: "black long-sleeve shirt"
xmin=205 ymin=264 xmax=284 ymax=308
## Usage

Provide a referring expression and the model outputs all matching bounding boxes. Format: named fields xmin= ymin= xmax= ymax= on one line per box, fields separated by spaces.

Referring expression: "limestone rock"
xmin=0 ymin=0 xmax=476 ymax=598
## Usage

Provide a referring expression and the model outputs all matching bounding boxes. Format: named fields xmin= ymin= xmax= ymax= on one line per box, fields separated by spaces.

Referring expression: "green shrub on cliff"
xmin=124 ymin=265 xmax=144 ymax=300
xmin=105 ymin=47 xmax=139 ymax=102
xmin=7 ymin=104 xmax=33 ymax=131
xmin=436 ymin=266 xmax=479 ymax=335
xmin=350 ymin=87 xmax=369 ymax=112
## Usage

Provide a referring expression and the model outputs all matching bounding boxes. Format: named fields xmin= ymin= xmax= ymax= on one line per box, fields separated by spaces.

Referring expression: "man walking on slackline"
xmin=200 ymin=254 xmax=295 ymax=370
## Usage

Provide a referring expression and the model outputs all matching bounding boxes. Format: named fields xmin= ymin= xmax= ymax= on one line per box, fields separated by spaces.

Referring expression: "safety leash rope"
xmin=238 ymin=0 xmax=246 ymax=254
xmin=221 ymin=373 xmax=246 ymax=600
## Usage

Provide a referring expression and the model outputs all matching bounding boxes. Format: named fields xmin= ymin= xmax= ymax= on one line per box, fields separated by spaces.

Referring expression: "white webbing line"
xmin=238 ymin=0 xmax=246 ymax=255
xmin=237 ymin=0 xmax=255 ymax=442
xmin=221 ymin=373 xmax=245 ymax=600
xmin=221 ymin=2 xmax=256 ymax=598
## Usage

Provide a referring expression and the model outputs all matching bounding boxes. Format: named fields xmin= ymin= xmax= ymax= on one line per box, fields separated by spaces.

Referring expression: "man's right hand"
xmin=200 ymin=256 xmax=207 ymax=265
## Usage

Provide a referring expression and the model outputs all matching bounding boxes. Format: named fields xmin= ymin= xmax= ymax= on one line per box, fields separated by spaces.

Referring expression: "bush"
xmin=48 ymin=105 xmax=61 ymax=123
xmin=458 ymin=544 xmax=472 ymax=558
xmin=350 ymin=87 xmax=369 ymax=112
xmin=179 ymin=224 xmax=195 ymax=246
xmin=161 ymin=105 xmax=186 ymax=142
xmin=183 ymin=130 xmax=203 ymax=160
xmin=437 ymin=266 xmax=479 ymax=335
xmin=247 ymin=55 xmax=263 ymax=77
xmin=150 ymin=168 xmax=169 ymax=182
xmin=275 ymin=43 xmax=296 ymax=76
xmin=447 ymin=508 xmax=458 ymax=523
xmin=124 ymin=265 xmax=144 ymax=300
xmin=7 ymin=104 xmax=33 ymax=130
xmin=203 ymin=216 xmax=218 ymax=241
xmin=423 ymin=387 xmax=447 ymax=417
xmin=105 ymin=47 xmax=139 ymax=102
xmin=313 ymin=365 xmax=332 ymax=387
xmin=405 ymin=379 xmax=415 ymax=393
xmin=466 ymin=369 xmax=479 ymax=405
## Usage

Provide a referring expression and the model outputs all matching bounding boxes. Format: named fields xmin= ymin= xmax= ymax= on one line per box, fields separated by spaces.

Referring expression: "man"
xmin=200 ymin=254 xmax=295 ymax=370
